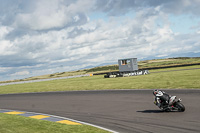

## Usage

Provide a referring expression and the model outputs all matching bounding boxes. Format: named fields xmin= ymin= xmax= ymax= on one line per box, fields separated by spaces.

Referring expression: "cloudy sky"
xmin=0 ymin=0 xmax=200 ymax=81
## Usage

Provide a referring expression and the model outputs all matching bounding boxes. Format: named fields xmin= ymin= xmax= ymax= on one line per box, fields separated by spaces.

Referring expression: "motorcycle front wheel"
xmin=175 ymin=102 xmax=185 ymax=112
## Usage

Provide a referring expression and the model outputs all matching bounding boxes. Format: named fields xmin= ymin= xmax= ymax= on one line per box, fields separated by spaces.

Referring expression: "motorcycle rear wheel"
xmin=175 ymin=102 xmax=185 ymax=112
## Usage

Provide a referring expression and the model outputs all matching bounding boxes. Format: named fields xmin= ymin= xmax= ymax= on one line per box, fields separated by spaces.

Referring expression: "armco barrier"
xmin=0 ymin=74 xmax=91 ymax=86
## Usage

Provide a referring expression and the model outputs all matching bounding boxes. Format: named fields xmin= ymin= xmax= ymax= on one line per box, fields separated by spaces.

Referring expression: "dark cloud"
xmin=94 ymin=0 xmax=200 ymax=16
xmin=94 ymin=0 xmax=140 ymax=15
xmin=0 ymin=54 xmax=41 ymax=67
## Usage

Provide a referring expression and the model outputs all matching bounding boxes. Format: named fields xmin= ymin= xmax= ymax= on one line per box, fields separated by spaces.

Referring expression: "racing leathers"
xmin=154 ymin=90 xmax=171 ymax=110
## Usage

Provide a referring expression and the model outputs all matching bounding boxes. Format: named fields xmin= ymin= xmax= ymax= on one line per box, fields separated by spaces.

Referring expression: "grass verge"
xmin=0 ymin=113 xmax=110 ymax=133
xmin=0 ymin=65 xmax=199 ymax=94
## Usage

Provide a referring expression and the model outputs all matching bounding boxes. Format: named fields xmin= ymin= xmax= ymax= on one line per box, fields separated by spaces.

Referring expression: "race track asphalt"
xmin=0 ymin=89 xmax=200 ymax=133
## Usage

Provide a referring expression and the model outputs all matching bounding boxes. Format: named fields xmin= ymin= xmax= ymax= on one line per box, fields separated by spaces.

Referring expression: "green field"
xmin=0 ymin=113 xmax=109 ymax=133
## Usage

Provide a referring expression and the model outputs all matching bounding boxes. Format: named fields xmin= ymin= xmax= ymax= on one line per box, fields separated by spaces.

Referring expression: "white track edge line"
xmin=0 ymin=108 xmax=119 ymax=133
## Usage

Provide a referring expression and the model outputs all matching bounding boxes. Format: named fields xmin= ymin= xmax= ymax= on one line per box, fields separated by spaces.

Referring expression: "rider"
xmin=153 ymin=89 xmax=171 ymax=110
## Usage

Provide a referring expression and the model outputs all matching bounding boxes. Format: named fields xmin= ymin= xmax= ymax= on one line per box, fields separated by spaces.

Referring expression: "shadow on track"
xmin=137 ymin=110 xmax=165 ymax=113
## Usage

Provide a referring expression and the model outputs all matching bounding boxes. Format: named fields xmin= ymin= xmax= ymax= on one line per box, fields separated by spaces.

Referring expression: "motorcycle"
xmin=160 ymin=96 xmax=185 ymax=112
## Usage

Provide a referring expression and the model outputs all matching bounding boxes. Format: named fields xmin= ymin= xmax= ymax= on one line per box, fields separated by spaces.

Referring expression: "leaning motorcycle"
xmin=159 ymin=96 xmax=185 ymax=112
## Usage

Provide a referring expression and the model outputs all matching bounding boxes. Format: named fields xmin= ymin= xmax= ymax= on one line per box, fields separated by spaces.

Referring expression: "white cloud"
xmin=14 ymin=1 xmax=68 ymax=30
xmin=11 ymin=70 xmax=30 ymax=76
xmin=0 ymin=0 xmax=200 ymax=81
xmin=12 ymin=0 xmax=95 ymax=30
xmin=0 ymin=26 xmax=13 ymax=38
xmin=156 ymin=54 xmax=168 ymax=58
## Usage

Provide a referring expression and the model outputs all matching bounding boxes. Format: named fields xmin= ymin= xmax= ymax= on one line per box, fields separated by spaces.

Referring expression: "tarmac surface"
xmin=0 ymin=89 xmax=200 ymax=133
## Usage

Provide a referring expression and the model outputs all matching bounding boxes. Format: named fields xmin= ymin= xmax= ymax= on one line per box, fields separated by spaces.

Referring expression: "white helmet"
xmin=153 ymin=89 xmax=159 ymax=96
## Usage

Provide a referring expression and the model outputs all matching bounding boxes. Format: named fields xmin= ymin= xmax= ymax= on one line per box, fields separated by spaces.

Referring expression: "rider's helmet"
xmin=153 ymin=89 xmax=159 ymax=96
